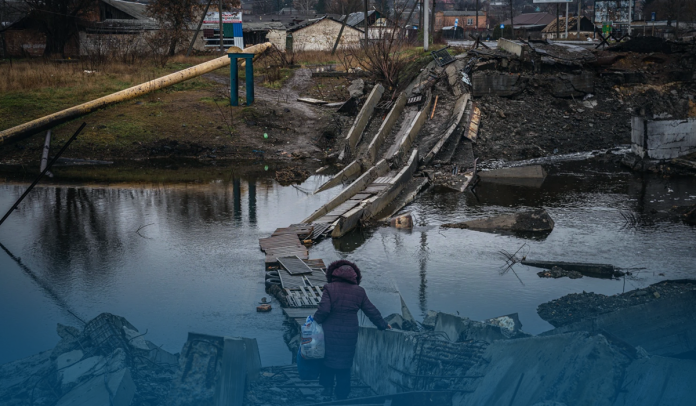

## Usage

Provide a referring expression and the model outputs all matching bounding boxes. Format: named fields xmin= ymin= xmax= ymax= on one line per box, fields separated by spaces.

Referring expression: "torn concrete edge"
xmin=391 ymin=91 xmax=433 ymax=164
xmin=477 ymin=165 xmax=547 ymax=188
xmin=422 ymin=93 xmax=471 ymax=165
xmin=332 ymin=150 xmax=419 ymax=237
xmin=631 ymin=116 xmax=696 ymax=160
xmin=433 ymin=312 xmax=531 ymax=343
xmin=339 ymin=83 xmax=385 ymax=161
xmin=497 ymin=38 xmax=524 ymax=57
xmin=364 ymin=149 xmax=419 ymax=220
xmin=379 ymin=177 xmax=430 ymax=221
xmin=315 ymin=92 xmax=408 ymax=194
xmin=365 ymin=92 xmax=408 ymax=164
xmin=303 ymin=159 xmax=390 ymax=223
xmin=314 ymin=160 xmax=362 ymax=193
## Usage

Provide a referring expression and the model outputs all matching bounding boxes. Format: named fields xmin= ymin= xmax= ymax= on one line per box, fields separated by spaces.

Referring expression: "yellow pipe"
xmin=0 ymin=42 xmax=272 ymax=147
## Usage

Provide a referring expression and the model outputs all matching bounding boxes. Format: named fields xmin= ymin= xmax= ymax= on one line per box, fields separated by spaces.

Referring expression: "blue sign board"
xmin=500 ymin=24 xmax=505 ymax=29
xmin=651 ymin=12 xmax=656 ymax=21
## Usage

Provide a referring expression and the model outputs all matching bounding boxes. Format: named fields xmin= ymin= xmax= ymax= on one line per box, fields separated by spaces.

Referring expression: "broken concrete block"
xmin=441 ymin=208 xmax=554 ymax=234
xmin=544 ymin=291 xmax=696 ymax=358
xmin=384 ymin=313 xmax=405 ymax=330
xmin=348 ymin=78 xmax=365 ymax=99
xmin=56 ymin=368 xmax=136 ymax=406
xmin=421 ymin=310 xmax=439 ymax=329
xmin=123 ymin=326 xmax=149 ymax=350
xmin=457 ymin=332 xmax=631 ymax=406
xmin=613 ymin=356 xmax=696 ymax=406
xmin=214 ymin=338 xmax=247 ymax=406
xmin=170 ymin=333 xmax=259 ymax=406
xmin=549 ymin=72 xmax=594 ymax=98
xmin=435 ymin=312 xmax=529 ymax=343
xmin=389 ymin=212 xmax=413 ymax=229
xmin=472 ymin=72 xmax=527 ymax=97
xmin=478 ymin=165 xmax=547 ymax=188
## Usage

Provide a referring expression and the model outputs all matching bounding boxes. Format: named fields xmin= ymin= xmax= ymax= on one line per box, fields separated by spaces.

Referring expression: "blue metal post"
xmin=229 ymin=55 xmax=238 ymax=106
xmin=245 ymin=56 xmax=254 ymax=105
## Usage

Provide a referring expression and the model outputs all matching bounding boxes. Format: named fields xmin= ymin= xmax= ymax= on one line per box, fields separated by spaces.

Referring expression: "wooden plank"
xmin=314 ymin=286 xmax=323 ymax=297
xmin=278 ymin=256 xmax=314 ymax=275
xmin=283 ymin=307 xmax=317 ymax=319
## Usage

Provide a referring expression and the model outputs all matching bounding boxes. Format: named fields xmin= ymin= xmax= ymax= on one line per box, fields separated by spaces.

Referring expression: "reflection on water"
xmin=1 ymin=158 xmax=695 ymax=367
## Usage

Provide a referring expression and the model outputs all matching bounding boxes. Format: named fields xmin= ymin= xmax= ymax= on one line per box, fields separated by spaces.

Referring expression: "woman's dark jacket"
xmin=313 ymin=260 xmax=389 ymax=370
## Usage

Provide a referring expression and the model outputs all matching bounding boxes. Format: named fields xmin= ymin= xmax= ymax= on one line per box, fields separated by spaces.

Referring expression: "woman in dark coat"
xmin=313 ymin=260 xmax=390 ymax=399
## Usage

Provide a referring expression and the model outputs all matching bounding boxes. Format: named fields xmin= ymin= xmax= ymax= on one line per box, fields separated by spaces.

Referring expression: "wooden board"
xmin=363 ymin=184 xmax=388 ymax=194
xmin=278 ymin=256 xmax=314 ymax=275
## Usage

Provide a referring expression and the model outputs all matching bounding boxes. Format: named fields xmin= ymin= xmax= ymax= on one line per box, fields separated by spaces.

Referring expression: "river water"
xmin=1 ymin=157 xmax=695 ymax=366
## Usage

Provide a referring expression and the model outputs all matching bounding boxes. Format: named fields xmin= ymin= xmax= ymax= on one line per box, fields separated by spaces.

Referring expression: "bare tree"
xmin=342 ymin=3 xmax=419 ymax=89
xmin=148 ymin=0 xmax=240 ymax=56
xmin=21 ymin=0 xmax=93 ymax=57
xmin=293 ymin=0 xmax=317 ymax=14
xmin=326 ymin=0 xmax=363 ymax=15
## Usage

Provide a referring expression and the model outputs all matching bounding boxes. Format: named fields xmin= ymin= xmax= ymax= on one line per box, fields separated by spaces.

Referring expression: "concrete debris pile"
xmin=0 ymin=313 xmax=179 ymax=406
xmin=469 ymin=37 xmax=696 ymax=165
xmin=0 ymin=314 xmax=267 ymax=406
xmin=537 ymin=280 xmax=696 ymax=328
xmin=352 ymin=282 xmax=696 ymax=405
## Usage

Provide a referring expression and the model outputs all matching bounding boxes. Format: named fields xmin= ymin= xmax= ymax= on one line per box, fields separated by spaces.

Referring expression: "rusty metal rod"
xmin=0 ymin=122 xmax=86 ymax=227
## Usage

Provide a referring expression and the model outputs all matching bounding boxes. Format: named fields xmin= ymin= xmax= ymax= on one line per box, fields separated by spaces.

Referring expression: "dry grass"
xmin=0 ymin=55 xmax=221 ymax=94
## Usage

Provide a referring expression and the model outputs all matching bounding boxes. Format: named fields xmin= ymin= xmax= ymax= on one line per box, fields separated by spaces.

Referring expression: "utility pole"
xmin=565 ymin=2 xmax=569 ymax=39
xmin=423 ymin=0 xmax=430 ymax=51
xmin=577 ymin=0 xmax=581 ymax=39
xmin=509 ymin=0 xmax=513 ymax=39
xmin=363 ymin=0 xmax=369 ymax=48
xmin=431 ymin=0 xmax=435 ymax=39
xmin=628 ymin=0 xmax=632 ymax=36
xmin=475 ymin=0 xmax=479 ymax=37
xmin=556 ymin=3 xmax=560 ymax=39
xmin=218 ymin=0 xmax=224 ymax=54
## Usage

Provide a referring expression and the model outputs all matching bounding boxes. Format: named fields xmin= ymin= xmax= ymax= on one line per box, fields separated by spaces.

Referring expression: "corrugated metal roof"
xmin=100 ymin=0 xmax=151 ymax=21
xmin=243 ymin=21 xmax=286 ymax=31
xmin=339 ymin=10 xmax=375 ymax=27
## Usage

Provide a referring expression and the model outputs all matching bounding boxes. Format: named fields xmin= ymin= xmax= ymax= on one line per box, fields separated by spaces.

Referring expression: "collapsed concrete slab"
xmin=441 ymin=208 xmax=554 ymax=234
xmin=631 ymin=116 xmax=696 ymax=160
xmin=478 ymin=165 xmax=547 ymax=188
xmin=613 ymin=356 xmax=696 ymax=406
xmin=454 ymin=332 xmax=632 ymax=406
xmin=56 ymin=368 xmax=136 ymax=406
xmin=543 ymin=291 xmax=696 ymax=358
xmin=170 ymin=333 xmax=261 ymax=406
xmin=434 ymin=312 xmax=530 ymax=343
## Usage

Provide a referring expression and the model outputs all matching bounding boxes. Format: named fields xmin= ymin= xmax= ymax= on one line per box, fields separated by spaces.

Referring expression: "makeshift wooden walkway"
xmin=259 ymin=224 xmax=332 ymax=326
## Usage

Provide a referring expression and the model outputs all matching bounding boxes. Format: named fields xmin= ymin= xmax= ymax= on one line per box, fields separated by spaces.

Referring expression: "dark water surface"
xmin=1 ymin=158 xmax=695 ymax=366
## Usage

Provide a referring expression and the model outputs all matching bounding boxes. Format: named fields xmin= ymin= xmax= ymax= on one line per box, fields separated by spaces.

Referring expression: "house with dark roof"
xmin=434 ymin=10 xmax=487 ymax=32
xmin=542 ymin=16 xmax=595 ymax=40
xmin=501 ymin=12 xmax=555 ymax=39
xmin=2 ymin=0 xmax=157 ymax=57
